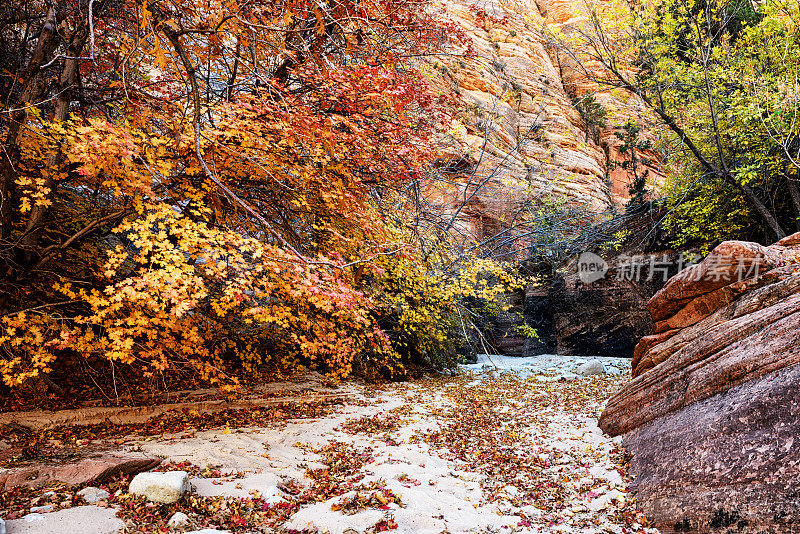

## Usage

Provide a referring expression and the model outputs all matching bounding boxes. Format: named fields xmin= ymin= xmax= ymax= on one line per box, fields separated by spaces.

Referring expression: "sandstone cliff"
xmin=426 ymin=0 xmax=669 ymax=359
xmin=431 ymin=0 xmax=663 ymax=245
xmin=599 ymin=233 xmax=800 ymax=533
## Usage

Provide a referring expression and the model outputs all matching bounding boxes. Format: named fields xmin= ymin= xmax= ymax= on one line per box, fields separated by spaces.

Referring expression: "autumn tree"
xmin=0 ymin=0 xmax=526 ymax=404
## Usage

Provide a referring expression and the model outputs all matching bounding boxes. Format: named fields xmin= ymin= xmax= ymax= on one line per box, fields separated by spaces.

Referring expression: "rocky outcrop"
xmin=549 ymin=252 xmax=679 ymax=356
xmin=485 ymin=250 xmax=681 ymax=358
xmin=430 ymin=0 xmax=664 ymax=244
xmin=599 ymin=233 xmax=800 ymax=533
xmin=0 ymin=454 xmax=161 ymax=491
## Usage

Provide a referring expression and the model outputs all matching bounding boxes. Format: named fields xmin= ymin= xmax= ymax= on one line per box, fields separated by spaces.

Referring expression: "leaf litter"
xmin=1 ymin=364 xmax=661 ymax=533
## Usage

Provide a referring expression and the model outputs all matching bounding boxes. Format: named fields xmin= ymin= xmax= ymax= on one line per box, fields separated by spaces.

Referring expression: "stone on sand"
xmin=577 ymin=359 xmax=606 ymax=376
xmin=129 ymin=471 xmax=190 ymax=503
xmin=77 ymin=486 xmax=110 ymax=503
xmin=167 ymin=511 xmax=191 ymax=530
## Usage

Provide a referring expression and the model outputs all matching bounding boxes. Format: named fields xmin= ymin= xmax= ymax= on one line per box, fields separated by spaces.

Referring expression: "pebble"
xmin=29 ymin=505 xmax=55 ymax=513
xmin=262 ymin=486 xmax=288 ymax=505
xmin=168 ymin=511 xmax=191 ymax=530
xmin=77 ymin=486 xmax=111 ymax=503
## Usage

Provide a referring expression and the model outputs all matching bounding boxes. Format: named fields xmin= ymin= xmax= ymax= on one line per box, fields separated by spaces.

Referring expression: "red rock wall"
xmin=599 ymin=232 xmax=800 ymax=533
xmin=430 ymin=0 xmax=664 ymax=247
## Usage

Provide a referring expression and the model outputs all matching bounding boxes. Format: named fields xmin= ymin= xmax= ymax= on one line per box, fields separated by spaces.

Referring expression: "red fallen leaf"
xmin=374 ymin=517 xmax=398 ymax=531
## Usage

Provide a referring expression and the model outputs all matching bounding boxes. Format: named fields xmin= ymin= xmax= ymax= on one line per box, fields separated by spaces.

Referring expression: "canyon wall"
xmin=431 ymin=0 xmax=663 ymax=246
xmin=428 ymin=0 xmax=668 ymax=358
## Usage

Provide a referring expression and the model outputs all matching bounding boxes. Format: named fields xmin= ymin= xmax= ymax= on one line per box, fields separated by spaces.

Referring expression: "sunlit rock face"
xmin=428 ymin=0 xmax=663 ymax=248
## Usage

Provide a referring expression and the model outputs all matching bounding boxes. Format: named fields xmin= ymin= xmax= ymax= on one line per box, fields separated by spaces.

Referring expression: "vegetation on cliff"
xmin=558 ymin=0 xmax=800 ymax=246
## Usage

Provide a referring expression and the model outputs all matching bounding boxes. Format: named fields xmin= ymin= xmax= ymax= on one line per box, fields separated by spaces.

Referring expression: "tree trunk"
xmin=787 ymin=178 xmax=800 ymax=232
xmin=734 ymin=178 xmax=786 ymax=240
xmin=0 ymin=7 xmax=59 ymax=241
xmin=20 ymin=26 xmax=89 ymax=258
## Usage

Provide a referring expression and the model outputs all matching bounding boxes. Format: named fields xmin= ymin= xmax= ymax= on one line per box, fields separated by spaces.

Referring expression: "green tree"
xmin=575 ymin=94 xmax=608 ymax=144
xmin=553 ymin=0 xmax=800 ymax=243
xmin=613 ymin=119 xmax=653 ymax=210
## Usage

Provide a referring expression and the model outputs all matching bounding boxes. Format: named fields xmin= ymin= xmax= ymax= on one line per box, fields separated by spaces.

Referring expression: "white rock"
xmin=589 ymin=464 xmax=624 ymax=487
xmin=0 ymin=518 xmax=5 ymax=534
xmin=587 ymin=489 xmax=625 ymax=511
xmin=129 ymin=471 xmax=190 ymax=503
xmin=30 ymin=504 xmax=55 ymax=514
xmin=533 ymin=375 xmax=560 ymax=382
xmin=168 ymin=511 xmax=191 ymax=530
xmin=23 ymin=513 xmax=45 ymax=523
xmin=577 ymin=359 xmax=606 ymax=376
xmin=78 ymin=486 xmax=111 ymax=503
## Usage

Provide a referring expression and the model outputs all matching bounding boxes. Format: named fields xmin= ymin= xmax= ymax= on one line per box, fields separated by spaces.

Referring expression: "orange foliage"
xmin=0 ymin=0 xmax=515 ymax=402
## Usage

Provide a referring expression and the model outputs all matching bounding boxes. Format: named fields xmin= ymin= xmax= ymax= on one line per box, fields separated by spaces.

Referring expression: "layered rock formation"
xmin=422 ymin=1 xmax=673 ymax=358
xmin=479 ymin=248 xmax=679 ymax=358
xmin=0 ymin=454 xmax=161 ymax=491
xmin=599 ymin=233 xmax=800 ymax=533
xmin=429 ymin=0 xmax=663 ymax=245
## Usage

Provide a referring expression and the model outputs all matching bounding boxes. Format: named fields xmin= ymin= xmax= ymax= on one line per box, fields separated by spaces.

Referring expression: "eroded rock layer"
xmin=600 ymin=233 xmax=800 ymax=533
xmin=430 ymin=0 xmax=663 ymax=243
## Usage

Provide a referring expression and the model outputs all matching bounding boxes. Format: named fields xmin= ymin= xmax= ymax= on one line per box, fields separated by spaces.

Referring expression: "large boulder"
xmin=622 ymin=364 xmax=800 ymax=534
xmin=577 ymin=359 xmax=606 ymax=375
xmin=599 ymin=233 xmax=800 ymax=533
xmin=646 ymin=240 xmax=792 ymax=325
